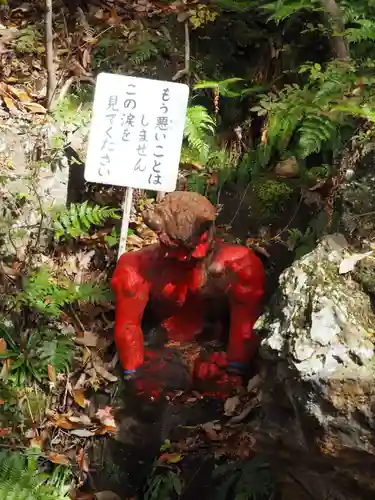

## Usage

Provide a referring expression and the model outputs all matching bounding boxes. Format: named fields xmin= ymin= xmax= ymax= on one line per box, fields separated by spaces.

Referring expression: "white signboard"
xmin=84 ymin=73 xmax=189 ymax=192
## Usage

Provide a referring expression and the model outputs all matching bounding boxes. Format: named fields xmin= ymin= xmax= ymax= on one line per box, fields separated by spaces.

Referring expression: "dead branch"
xmin=172 ymin=20 xmax=190 ymax=82
xmin=320 ymin=0 xmax=349 ymax=60
xmin=45 ymin=0 xmax=57 ymax=110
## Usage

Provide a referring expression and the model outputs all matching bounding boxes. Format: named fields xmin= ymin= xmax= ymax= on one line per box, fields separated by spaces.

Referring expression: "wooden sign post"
xmin=84 ymin=73 xmax=190 ymax=259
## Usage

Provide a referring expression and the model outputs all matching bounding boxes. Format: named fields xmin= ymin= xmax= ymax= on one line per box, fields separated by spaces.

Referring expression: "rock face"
xmin=0 ymin=119 xmax=86 ymax=260
xmin=253 ymin=234 xmax=375 ymax=500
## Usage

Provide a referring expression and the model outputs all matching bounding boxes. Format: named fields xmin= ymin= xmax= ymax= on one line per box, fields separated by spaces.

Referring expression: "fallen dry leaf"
xmin=82 ymin=48 xmax=91 ymax=70
xmin=51 ymin=414 xmax=74 ymax=430
xmin=339 ymin=251 xmax=373 ymax=274
xmin=68 ymin=414 xmax=92 ymax=426
xmin=22 ymin=102 xmax=47 ymax=114
xmin=48 ymin=452 xmax=71 ymax=465
xmin=95 ymin=406 xmax=116 ymax=428
xmin=70 ymin=429 xmax=95 ymax=438
xmin=0 ymin=338 xmax=7 ymax=354
xmin=6 ymin=84 xmax=32 ymax=102
xmin=224 ymin=396 xmax=240 ymax=416
xmin=75 ymin=331 xmax=98 ymax=347
xmin=2 ymin=95 xmax=19 ymax=113
xmin=201 ymin=421 xmax=221 ymax=441
xmin=107 ymin=6 xmax=121 ymax=25
xmin=72 ymin=389 xmax=87 ymax=409
xmin=48 ymin=364 xmax=56 ymax=383
xmin=93 ymin=360 xmax=118 ymax=383
xmin=95 ymin=425 xmax=117 ymax=435
xmin=158 ymin=452 xmax=183 ymax=464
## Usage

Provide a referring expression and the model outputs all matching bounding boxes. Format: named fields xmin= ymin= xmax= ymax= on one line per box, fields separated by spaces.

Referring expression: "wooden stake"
xmin=117 ymin=187 xmax=134 ymax=260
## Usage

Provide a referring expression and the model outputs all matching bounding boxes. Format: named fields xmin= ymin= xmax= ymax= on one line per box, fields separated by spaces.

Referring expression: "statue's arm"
xmin=225 ymin=249 xmax=265 ymax=374
xmin=111 ymin=255 xmax=150 ymax=375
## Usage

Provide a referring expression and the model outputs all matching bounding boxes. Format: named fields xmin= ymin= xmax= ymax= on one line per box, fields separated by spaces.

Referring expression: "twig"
xmin=172 ymin=20 xmax=190 ymax=82
xmin=270 ymin=195 xmax=303 ymax=241
xmin=69 ymin=305 xmax=86 ymax=333
xmin=45 ymin=0 xmax=57 ymax=111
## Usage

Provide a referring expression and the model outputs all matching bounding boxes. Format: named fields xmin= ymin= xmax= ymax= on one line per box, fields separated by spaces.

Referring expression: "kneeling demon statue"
xmin=112 ymin=191 xmax=265 ymax=398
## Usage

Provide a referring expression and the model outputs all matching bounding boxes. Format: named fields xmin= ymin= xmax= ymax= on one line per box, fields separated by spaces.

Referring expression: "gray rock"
xmin=252 ymin=233 xmax=375 ymax=499
xmin=0 ymin=119 xmax=73 ymax=259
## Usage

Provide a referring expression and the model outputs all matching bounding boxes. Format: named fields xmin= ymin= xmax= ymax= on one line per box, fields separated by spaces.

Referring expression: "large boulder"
xmin=252 ymin=234 xmax=375 ymax=500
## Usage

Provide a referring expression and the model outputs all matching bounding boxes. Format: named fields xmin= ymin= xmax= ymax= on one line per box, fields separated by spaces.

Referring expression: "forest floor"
xmin=0 ymin=2 xmax=322 ymax=499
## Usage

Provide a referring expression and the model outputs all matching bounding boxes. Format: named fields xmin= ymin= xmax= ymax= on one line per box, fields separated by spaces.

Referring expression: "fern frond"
xmin=21 ymin=267 xmax=111 ymax=318
xmin=184 ymin=105 xmax=216 ymax=156
xmin=0 ymin=451 xmax=71 ymax=500
xmin=129 ymin=40 xmax=159 ymax=65
xmin=297 ymin=113 xmax=337 ymax=158
xmin=344 ymin=19 xmax=375 ymax=43
xmin=262 ymin=0 xmax=318 ymax=23
xmin=37 ymin=333 xmax=74 ymax=374
xmin=194 ymin=78 xmax=244 ymax=97
xmin=77 ymin=282 xmax=112 ymax=304
xmin=53 ymin=201 xmax=120 ymax=240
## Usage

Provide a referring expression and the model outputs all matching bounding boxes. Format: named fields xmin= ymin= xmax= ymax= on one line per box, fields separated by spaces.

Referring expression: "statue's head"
xmin=142 ymin=191 xmax=217 ymax=260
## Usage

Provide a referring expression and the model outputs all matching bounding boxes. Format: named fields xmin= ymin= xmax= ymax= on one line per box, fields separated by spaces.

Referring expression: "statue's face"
xmin=159 ymin=231 xmax=211 ymax=261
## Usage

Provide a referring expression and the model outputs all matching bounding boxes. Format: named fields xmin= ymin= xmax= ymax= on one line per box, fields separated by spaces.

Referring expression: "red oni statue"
xmin=111 ymin=192 xmax=265 ymax=399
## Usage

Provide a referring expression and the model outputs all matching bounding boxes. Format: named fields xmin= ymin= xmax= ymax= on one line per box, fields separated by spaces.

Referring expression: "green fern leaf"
xmin=53 ymin=202 xmax=120 ymax=240
xmin=297 ymin=114 xmax=337 ymax=158
xmin=37 ymin=334 xmax=74 ymax=373
xmin=0 ymin=451 xmax=71 ymax=500
xmin=184 ymin=105 xmax=216 ymax=157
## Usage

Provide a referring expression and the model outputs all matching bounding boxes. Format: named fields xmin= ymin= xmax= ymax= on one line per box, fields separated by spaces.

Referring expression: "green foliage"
xmin=14 ymin=27 xmax=43 ymax=53
xmin=286 ymin=210 xmax=329 ymax=257
xmin=52 ymin=89 xmax=93 ymax=128
xmin=0 ymin=450 xmax=71 ymax=500
xmin=262 ymin=0 xmax=318 ymax=23
xmin=143 ymin=467 xmax=182 ymax=500
xmin=52 ymin=201 xmax=120 ymax=240
xmin=213 ymin=456 xmax=276 ymax=500
xmin=0 ymin=320 xmax=74 ymax=386
xmin=251 ymin=60 xmax=368 ymax=161
xmin=184 ymin=105 xmax=216 ymax=155
xmin=194 ymin=78 xmax=266 ymax=98
xmin=20 ymin=267 xmax=111 ymax=318
xmin=129 ymin=38 xmax=160 ymax=65
xmin=253 ymin=178 xmax=294 ymax=213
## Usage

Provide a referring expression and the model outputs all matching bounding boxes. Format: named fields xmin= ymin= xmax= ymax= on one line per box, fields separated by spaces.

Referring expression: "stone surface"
xmin=252 ymin=233 xmax=375 ymax=500
xmin=274 ymin=156 xmax=300 ymax=179
xmin=0 ymin=119 xmax=78 ymax=259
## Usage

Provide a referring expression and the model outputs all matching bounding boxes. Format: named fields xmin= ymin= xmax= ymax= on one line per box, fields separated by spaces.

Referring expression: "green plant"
xmin=52 ymin=201 xmax=120 ymax=240
xmin=253 ymin=178 xmax=294 ymax=213
xmin=183 ymin=105 xmax=216 ymax=155
xmin=213 ymin=456 xmax=276 ymax=500
xmin=52 ymin=90 xmax=93 ymax=128
xmin=20 ymin=267 xmax=111 ymax=318
xmin=143 ymin=466 xmax=182 ymax=500
xmin=129 ymin=38 xmax=160 ymax=65
xmin=0 ymin=450 xmax=71 ymax=500
xmin=0 ymin=320 xmax=73 ymax=386
xmin=14 ymin=27 xmax=43 ymax=53
xmin=286 ymin=210 xmax=329 ymax=257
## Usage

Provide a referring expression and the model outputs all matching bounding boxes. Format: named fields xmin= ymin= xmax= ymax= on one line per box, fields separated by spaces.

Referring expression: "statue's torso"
xmin=137 ymin=242 xmax=258 ymax=314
